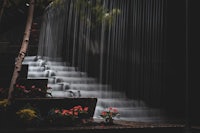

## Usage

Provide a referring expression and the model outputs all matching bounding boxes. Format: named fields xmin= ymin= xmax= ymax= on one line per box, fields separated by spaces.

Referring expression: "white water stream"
xmin=23 ymin=56 xmax=166 ymax=122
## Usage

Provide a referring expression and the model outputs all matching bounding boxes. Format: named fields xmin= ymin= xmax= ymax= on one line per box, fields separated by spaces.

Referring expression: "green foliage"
xmin=100 ymin=107 xmax=120 ymax=119
xmin=16 ymin=103 xmax=42 ymax=122
xmin=13 ymin=83 xmax=52 ymax=98
xmin=50 ymin=0 xmax=63 ymax=7
xmin=3 ymin=0 xmax=120 ymax=26
xmin=104 ymin=8 xmax=121 ymax=25
xmin=47 ymin=106 xmax=89 ymax=126
xmin=0 ymin=99 xmax=8 ymax=111
xmin=75 ymin=0 xmax=121 ymax=28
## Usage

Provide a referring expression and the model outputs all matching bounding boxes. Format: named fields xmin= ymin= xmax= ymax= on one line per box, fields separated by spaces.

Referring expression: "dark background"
xmin=0 ymin=0 xmax=199 ymax=126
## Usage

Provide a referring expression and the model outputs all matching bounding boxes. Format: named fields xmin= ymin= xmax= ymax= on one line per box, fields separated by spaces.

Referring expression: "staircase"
xmin=22 ymin=56 xmax=167 ymax=122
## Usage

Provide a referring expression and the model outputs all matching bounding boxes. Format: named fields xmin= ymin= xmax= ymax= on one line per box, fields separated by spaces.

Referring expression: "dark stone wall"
xmin=164 ymin=0 xmax=200 ymax=126
xmin=163 ymin=0 xmax=186 ymax=119
xmin=188 ymin=0 xmax=200 ymax=126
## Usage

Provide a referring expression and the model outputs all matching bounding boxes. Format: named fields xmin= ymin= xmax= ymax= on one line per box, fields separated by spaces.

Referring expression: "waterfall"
xmin=37 ymin=2 xmax=66 ymax=59
xmin=37 ymin=0 xmax=124 ymax=81
xmin=28 ymin=0 xmax=168 ymax=122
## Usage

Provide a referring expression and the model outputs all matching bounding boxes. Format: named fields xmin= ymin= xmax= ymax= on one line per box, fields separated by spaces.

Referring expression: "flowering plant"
xmin=16 ymin=104 xmax=42 ymax=126
xmin=0 ymin=99 xmax=8 ymax=111
xmin=47 ymin=105 xmax=89 ymax=126
xmin=13 ymin=84 xmax=52 ymax=98
xmin=16 ymin=108 xmax=37 ymax=121
xmin=71 ymin=105 xmax=89 ymax=117
xmin=100 ymin=107 xmax=120 ymax=124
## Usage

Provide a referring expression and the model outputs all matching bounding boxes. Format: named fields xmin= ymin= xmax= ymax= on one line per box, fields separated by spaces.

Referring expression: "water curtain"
xmin=37 ymin=0 xmax=166 ymax=108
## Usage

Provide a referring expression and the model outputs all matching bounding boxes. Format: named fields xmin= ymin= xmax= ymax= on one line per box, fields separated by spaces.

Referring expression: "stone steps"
xmin=113 ymin=116 xmax=167 ymax=122
xmin=48 ymin=90 xmax=126 ymax=99
xmin=23 ymin=56 xmax=165 ymax=122
xmin=96 ymin=98 xmax=145 ymax=108
xmin=70 ymin=84 xmax=111 ymax=91
xmin=52 ymin=77 xmax=97 ymax=84
xmin=28 ymin=71 xmax=87 ymax=77
xmin=27 ymin=65 xmax=76 ymax=72
xmin=23 ymin=60 xmax=68 ymax=67
xmin=23 ymin=56 xmax=63 ymax=62
xmin=26 ymin=77 xmax=96 ymax=84
xmin=47 ymin=66 xmax=76 ymax=71
xmin=47 ymin=83 xmax=110 ymax=91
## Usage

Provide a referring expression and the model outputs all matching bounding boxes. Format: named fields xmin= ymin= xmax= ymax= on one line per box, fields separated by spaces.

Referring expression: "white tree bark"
xmin=8 ymin=0 xmax=35 ymax=103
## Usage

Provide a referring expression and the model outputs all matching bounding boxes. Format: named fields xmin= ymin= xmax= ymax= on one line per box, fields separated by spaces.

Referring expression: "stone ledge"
xmin=0 ymin=119 xmax=185 ymax=133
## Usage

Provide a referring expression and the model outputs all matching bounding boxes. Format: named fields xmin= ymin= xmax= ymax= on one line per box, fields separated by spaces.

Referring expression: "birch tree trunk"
xmin=8 ymin=0 xmax=35 ymax=103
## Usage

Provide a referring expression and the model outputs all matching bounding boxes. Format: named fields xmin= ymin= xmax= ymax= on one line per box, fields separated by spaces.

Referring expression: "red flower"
xmin=67 ymin=111 xmax=73 ymax=115
xmin=74 ymin=105 xmax=81 ymax=109
xmin=23 ymin=89 xmax=31 ymax=93
xmin=101 ymin=111 xmax=107 ymax=116
xmin=108 ymin=107 xmax=112 ymax=110
xmin=100 ymin=107 xmax=120 ymax=119
xmin=54 ymin=109 xmax=60 ymax=113
xmin=74 ymin=112 xmax=78 ymax=116
xmin=112 ymin=108 xmax=118 ymax=113
xmin=20 ymin=85 xmax=26 ymax=89
xmin=84 ymin=107 xmax=88 ymax=112
xmin=31 ymin=85 xmax=36 ymax=90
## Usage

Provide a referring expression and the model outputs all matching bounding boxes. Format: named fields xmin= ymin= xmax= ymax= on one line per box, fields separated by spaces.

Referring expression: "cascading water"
xmin=23 ymin=0 xmax=167 ymax=122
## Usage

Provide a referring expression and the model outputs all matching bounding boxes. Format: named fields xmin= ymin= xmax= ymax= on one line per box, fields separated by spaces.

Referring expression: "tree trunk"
xmin=0 ymin=0 xmax=8 ymax=24
xmin=7 ymin=0 xmax=35 ymax=104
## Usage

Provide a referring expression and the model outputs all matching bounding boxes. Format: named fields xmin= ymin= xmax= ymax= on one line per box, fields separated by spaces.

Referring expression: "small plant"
xmin=0 ymin=99 xmax=8 ymax=111
xmin=13 ymin=84 xmax=52 ymax=98
xmin=72 ymin=105 xmax=89 ymax=117
xmin=47 ymin=105 xmax=89 ymax=126
xmin=16 ymin=104 xmax=42 ymax=127
xmin=100 ymin=107 xmax=120 ymax=124
xmin=0 ymin=99 xmax=9 ymax=128
xmin=16 ymin=108 xmax=37 ymax=121
xmin=47 ymin=108 xmax=75 ymax=126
